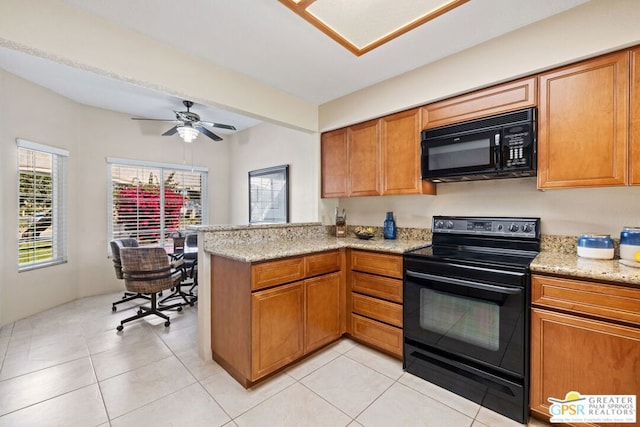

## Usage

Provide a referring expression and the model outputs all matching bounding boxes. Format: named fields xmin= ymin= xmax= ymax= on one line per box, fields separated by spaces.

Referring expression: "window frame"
xmin=106 ymin=157 xmax=208 ymax=252
xmin=17 ymin=139 xmax=69 ymax=272
xmin=248 ymin=164 xmax=289 ymax=224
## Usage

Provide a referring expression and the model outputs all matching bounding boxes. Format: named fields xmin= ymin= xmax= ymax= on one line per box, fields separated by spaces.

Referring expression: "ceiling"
xmin=0 ymin=0 xmax=589 ymax=133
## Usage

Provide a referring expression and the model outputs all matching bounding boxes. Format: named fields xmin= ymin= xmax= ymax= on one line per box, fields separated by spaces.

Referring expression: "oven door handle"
xmin=405 ymin=270 xmax=523 ymax=295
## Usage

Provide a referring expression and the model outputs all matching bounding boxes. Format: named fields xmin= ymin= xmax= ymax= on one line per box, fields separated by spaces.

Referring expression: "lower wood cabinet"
xmin=530 ymin=275 xmax=640 ymax=426
xmin=252 ymin=281 xmax=304 ymax=380
xmin=305 ymin=272 xmax=343 ymax=353
xmin=212 ymin=250 xmax=344 ymax=387
xmin=349 ymin=250 xmax=404 ymax=359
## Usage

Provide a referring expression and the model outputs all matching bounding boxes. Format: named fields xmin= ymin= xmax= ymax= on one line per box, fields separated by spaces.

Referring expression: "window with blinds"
xmin=108 ymin=158 xmax=207 ymax=249
xmin=17 ymin=139 xmax=69 ymax=271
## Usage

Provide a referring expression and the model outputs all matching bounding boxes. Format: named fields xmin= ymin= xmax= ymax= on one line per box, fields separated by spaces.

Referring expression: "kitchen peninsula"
xmin=193 ymin=222 xmax=430 ymax=387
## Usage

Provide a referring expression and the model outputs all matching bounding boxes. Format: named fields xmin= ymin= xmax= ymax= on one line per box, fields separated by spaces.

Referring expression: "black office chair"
xmin=159 ymin=233 xmax=197 ymax=307
xmin=183 ymin=233 xmax=198 ymax=299
xmin=117 ymin=247 xmax=183 ymax=331
xmin=110 ymin=238 xmax=152 ymax=312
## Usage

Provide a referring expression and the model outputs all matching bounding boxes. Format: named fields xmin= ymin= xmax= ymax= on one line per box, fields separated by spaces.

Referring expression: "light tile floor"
xmin=0 ymin=292 xmax=553 ymax=427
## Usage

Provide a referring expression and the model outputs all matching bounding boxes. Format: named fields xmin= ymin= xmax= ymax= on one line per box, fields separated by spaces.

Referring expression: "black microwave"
xmin=421 ymin=108 xmax=537 ymax=182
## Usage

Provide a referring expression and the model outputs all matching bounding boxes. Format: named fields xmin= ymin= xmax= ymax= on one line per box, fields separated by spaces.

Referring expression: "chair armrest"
xmin=170 ymin=258 xmax=184 ymax=269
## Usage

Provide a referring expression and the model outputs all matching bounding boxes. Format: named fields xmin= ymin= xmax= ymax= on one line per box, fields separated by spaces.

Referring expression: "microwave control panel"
xmin=503 ymin=124 xmax=533 ymax=168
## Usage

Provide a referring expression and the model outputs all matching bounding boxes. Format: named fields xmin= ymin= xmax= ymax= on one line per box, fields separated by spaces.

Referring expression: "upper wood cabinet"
xmin=320 ymin=121 xmax=380 ymax=198
xmin=348 ymin=119 xmax=381 ymax=197
xmin=537 ymin=51 xmax=629 ymax=189
xmin=631 ymin=46 xmax=640 ymax=185
xmin=321 ymin=128 xmax=349 ymax=197
xmin=321 ymin=112 xmax=435 ymax=198
xmin=421 ymin=77 xmax=537 ymax=129
xmin=381 ymin=108 xmax=436 ymax=195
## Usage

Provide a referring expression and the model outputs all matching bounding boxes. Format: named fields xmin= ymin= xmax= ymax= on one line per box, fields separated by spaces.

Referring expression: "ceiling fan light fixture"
xmin=177 ymin=124 xmax=199 ymax=143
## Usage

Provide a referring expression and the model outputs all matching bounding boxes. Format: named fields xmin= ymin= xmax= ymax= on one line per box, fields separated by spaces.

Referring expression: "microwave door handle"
xmin=405 ymin=270 xmax=522 ymax=295
xmin=494 ymin=132 xmax=501 ymax=169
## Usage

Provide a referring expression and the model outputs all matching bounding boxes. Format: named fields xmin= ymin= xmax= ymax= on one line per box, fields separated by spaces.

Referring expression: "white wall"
xmin=227 ymin=123 xmax=319 ymax=224
xmin=0 ymin=70 xmax=231 ymax=325
xmin=337 ymin=178 xmax=640 ymax=237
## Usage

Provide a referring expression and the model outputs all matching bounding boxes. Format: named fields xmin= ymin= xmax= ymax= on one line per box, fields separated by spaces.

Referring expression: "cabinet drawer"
xmin=352 ymin=293 xmax=402 ymax=327
xmin=305 ymin=250 xmax=341 ymax=277
xmin=252 ymin=257 xmax=305 ymax=291
xmin=352 ymin=271 xmax=402 ymax=303
xmin=350 ymin=250 xmax=403 ymax=279
xmin=351 ymin=314 xmax=402 ymax=358
xmin=532 ymin=275 xmax=640 ymax=326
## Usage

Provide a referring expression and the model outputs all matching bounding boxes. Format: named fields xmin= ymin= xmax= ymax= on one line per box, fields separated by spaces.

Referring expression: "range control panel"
xmin=432 ymin=216 xmax=540 ymax=239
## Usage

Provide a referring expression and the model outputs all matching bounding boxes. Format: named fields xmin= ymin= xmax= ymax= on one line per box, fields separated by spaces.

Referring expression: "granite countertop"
xmin=531 ymin=250 xmax=640 ymax=288
xmin=199 ymin=223 xmax=640 ymax=287
xmin=206 ymin=236 xmax=430 ymax=263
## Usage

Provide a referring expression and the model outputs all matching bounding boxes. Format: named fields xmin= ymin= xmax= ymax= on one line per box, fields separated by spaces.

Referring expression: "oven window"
xmin=419 ymin=288 xmax=499 ymax=351
xmin=428 ymin=138 xmax=490 ymax=171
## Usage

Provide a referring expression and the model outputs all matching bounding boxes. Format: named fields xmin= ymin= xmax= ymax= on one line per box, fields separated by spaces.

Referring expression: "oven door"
xmin=403 ymin=261 xmax=527 ymax=377
xmin=421 ymin=129 xmax=500 ymax=179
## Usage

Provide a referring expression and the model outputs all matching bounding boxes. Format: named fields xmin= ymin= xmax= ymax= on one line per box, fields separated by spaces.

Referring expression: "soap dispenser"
xmin=383 ymin=212 xmax=397 ymax=240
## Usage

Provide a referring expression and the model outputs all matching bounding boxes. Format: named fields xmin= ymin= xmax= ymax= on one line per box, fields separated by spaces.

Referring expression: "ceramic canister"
xmin=620 ymin=226 xmax=640 ymax=262
xmin=577 ymin=233 xmax=614 ymax=259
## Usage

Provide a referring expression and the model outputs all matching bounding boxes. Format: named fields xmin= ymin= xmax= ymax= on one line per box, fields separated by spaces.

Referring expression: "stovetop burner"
xmin=406 ymin=216 xmax=541 ymax=270
xmin=407 ymin=244 xmax=539 ymax=270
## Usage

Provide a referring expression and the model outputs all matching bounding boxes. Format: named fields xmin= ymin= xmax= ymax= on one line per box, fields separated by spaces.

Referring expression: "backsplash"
xmin=542 ymin=234 xmax=622 ymax=256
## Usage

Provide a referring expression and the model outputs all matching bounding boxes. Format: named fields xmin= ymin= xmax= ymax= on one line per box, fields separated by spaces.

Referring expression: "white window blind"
xmin=107 ymin=158 xmax=207 ymax=249
xmin=17 ymin=139 xmax=69 ymax=271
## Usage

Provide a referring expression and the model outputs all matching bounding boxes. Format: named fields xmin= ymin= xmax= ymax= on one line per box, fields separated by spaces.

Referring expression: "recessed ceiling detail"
xmin=279 ymin=0 xmax=469 ymax=56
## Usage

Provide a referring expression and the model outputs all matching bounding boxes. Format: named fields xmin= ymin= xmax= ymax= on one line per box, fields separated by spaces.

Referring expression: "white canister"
xmin=620 ymin=226 xmax=640 ymax=262
xmin=577 ymin=234 xmax=614 ymax=259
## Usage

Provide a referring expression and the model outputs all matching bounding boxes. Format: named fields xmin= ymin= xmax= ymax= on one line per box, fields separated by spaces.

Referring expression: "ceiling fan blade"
xmin=162 ymin=126 xmax=179 ymax=136
xmin=132 ymin=117 xmax=181 ymax=123
xmin=195 ymin=125 xmax=223 ymax=141
xmin=199 ymin=121 xmax=237 ymax=130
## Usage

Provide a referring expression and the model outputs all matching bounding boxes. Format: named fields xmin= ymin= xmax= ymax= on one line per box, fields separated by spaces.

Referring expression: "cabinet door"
xmin=538 ymin=51 xmax=629 ymax=188
xmin=252 ymin=282 xmax=304 ymax=380
xmin=530 ymin=308 xmax=640 ymax=424
xmin=305 ymin=272 xmax=342 ymax=353
xmin=381 ymin=108 xmax=436 ymax=195
xmin=348 ymin=119 xmax=381 ymax=196
xmin=321 ymin=128 xmax=349 ymax=198
xmin=422 ymin=77 xmax=537 ymax=129
xmin=631 ymin=47 xmax=640 ymax=185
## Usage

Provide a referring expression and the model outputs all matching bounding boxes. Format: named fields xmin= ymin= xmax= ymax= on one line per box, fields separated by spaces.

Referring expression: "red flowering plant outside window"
xmin=114 ymin=172 xmax=185 ymax=244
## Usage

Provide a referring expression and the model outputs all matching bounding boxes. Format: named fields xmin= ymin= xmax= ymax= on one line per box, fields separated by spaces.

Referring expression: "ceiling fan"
xmin=131 ymin=100 xmax=237 ymax=142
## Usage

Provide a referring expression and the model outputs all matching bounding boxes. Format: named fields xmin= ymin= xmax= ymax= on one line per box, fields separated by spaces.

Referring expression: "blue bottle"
xmin=383 ymin=212 xmax=397 ymax=240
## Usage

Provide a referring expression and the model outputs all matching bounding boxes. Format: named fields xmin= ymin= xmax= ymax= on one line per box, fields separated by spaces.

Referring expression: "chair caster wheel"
xmin=137 ymin=309 xmax=143 ymax=315
xmin=177 ymin=306 xmax=183 ymax=312
xmin=164 ymin=321 xmax=170 ymax=327
xmin=112 ymin=306 xmax=117 ymax=312
xmin=189 ymin=301 xmax=194 ymax=307
xmin=117 ymin=325 xmax=123 ymax=331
